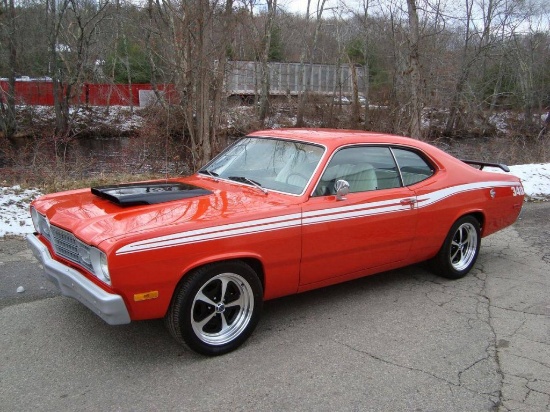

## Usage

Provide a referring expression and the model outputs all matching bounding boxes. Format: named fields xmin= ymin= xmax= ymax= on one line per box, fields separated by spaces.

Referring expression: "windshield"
xmin=199 ymin=137 xmax=325 ymax=195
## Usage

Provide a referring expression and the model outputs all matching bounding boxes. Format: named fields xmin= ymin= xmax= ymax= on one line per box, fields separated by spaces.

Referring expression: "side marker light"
xmin=134 ymin=291 xmax=159 ymax=302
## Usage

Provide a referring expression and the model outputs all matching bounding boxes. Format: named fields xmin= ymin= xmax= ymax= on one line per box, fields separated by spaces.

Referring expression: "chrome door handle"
xmin=400 ymin=198 xmax=417 ymax=206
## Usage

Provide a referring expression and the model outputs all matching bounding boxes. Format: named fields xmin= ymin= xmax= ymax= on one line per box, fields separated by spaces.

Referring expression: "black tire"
xmin=165 ymin=261 xmax=263 ymax=356
xmin=431 ymin=216 xmax=481 ymax=279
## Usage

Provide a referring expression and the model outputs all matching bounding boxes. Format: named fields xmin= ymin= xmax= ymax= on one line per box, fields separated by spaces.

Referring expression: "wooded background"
xmin=1 ymin=0 xmax=549 ymax=166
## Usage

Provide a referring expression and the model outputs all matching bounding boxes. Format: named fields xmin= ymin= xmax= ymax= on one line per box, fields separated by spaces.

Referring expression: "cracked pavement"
xmin=485 ymin=202 xmax=550 ymax=411
xmin=0 ymin=202 xmax=548 ymax=411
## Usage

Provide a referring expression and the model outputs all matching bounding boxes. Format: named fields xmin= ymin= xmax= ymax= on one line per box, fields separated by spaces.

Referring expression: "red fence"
xmin=0 ymin=81 xmax=178 ymax=107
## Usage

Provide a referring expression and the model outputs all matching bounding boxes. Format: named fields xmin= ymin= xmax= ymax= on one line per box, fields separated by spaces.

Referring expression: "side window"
xmin=313 ymin=146 xmax=400 ymax=196
xmin=392 ymin=148 xmax=435 ymax=186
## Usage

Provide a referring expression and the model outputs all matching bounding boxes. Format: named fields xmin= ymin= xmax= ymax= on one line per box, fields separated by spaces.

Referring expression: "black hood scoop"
xmin=91 ymin=182 xmax=212 ymax=206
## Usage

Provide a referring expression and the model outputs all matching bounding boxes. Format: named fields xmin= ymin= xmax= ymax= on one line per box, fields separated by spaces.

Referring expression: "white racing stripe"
xmin=303 ymin=202 xmax=407 ymax=225
xmin=116 ymin=180 xmax=520 ymax=255
xmin=417 ymin=181 xmax=518 ymax=207
xmin=116 ymin=213 xmax=302 ymax=254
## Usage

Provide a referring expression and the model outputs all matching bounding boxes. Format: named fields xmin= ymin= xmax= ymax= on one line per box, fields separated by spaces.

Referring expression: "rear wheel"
xmin=166 ymin=261 xmax=263 ymax=356
xmin=431 ymin=216 xmax=481 ymax=279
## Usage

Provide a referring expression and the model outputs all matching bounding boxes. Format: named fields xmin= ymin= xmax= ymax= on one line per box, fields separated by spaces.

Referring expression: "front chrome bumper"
xmin=26 ymin=234 xmax=131 ymax=325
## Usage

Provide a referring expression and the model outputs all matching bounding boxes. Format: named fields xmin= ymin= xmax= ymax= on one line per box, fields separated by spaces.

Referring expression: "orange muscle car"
xmin=27 ymin=129 xmax=524 ymax=355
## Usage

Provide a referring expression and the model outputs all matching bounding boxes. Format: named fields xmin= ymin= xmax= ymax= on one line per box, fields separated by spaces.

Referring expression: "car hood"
xmin=33 ymin=176 xmax=296 ymax=247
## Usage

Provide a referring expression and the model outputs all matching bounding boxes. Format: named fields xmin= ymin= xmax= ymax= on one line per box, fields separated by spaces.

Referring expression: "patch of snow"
xmin=488 ymin=113 xmax=508 ymax=133
xmin=0 ymin=186 xmax=42 ymax=237
xmin=488 ymin=163 xmax=550 ymax=201
xmin=18 ymin=105 xmax=144 ymax=133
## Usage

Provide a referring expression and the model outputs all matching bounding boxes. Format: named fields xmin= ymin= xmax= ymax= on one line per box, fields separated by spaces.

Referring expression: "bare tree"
xmin=259 ymin=0 xmax=277 ymax=123
xmin=381 ymin=0 xmax=409 ymax=133
xmin=104 ymin=1 xmax=119 ymax=112
xmin=0 ymin=0 xmax=17 ymax=142
xmin=508 ymin=1 xmax=549 ymax=128
xmin=405 ymin=0 xmax=422 ymax=138
xmin=443 ymin=0 xmax=507 ymax=135
xmin=350 ymin=0 xmax=375 ymax=129
xmin=146 ymin=0 xmax=235 ymax=167
xmin=296 ymin=0 xmax=327 ymax=127
xmin=211 ymin=0 xmax=235 ymax=142
xmin=48 ymin=0 xmax=110 ymax=138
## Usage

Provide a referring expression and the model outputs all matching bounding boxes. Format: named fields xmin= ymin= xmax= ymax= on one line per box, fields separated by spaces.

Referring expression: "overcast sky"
xmin=278 ymin=0 xmax=548 ymax=33
xmin=279 ymin=0 xmax=341 ymax=16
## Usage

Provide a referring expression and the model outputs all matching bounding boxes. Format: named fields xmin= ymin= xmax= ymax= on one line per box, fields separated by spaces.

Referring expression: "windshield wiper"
xmin=199 ymin=169 xmax=219 ymax=179
xmin=228 ymin=176 xmax=268 ymax=194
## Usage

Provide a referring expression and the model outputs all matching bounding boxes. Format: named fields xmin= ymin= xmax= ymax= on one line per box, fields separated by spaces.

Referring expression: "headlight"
xmin=31 ymin=207 xmax=51 ymax=239
xmin=99 ymin=252 xmax=111 ymax=282
xmin=77 ymin=244 xmax=92 ymax=266
xmin=39 ymin=218 xmax=51 ymax=238
xmin=89 ymin=248 xmax=111 ymax=285
xmin=31 ymin=207 xmax=40 ymax=232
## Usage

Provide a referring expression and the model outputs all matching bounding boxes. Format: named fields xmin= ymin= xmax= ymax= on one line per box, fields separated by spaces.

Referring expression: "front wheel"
xmin=431 ymin=216 xmax=481 ymax=279
xmin=165 ymin=261 xmax=263 ymax=356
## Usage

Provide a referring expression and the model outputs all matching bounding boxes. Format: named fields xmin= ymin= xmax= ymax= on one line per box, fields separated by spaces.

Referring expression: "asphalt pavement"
xmin=0 ymin=202 xmax=549 ymax=411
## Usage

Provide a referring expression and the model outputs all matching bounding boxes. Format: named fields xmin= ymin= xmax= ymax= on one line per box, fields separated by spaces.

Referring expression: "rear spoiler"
xmin=461 ymin=159 xmax=510 ymax=172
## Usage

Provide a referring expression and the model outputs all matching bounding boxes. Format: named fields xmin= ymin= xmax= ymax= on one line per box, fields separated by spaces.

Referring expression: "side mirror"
xmin=335 ymin=179 xmax=350 ymax=201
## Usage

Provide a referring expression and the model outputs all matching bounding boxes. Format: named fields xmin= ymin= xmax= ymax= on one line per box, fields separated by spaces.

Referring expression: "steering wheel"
xmin=285 ymin=173 xmax=309 ymax=185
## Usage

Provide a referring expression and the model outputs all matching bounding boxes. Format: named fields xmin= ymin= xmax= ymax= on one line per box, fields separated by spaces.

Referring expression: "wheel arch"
xmin=467 ymin=210 xmax=485 ymax=233
xmin=429 ymin=210 xmax=485 ymax=259
xmin=165 ymin=254 xmax=266 ymax=317
xmin=447 ymin=209 xmax=485 ymax=234
xmin=429 ymin=212 xmax=483 ymax=279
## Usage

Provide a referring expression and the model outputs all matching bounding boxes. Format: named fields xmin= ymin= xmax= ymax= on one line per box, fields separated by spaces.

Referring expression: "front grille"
xmin=50 ymin=226 xmax=93 ymax=272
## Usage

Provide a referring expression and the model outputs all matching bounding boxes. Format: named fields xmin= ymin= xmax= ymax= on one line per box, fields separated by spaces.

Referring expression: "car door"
xmin=300 ymin=145 xmax=418 ymax=286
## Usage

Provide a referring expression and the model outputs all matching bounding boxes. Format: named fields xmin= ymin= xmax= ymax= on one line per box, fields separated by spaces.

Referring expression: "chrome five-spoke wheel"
xmin=165 ymin=261 xmax=263 ymax=356
xmin=449 ymin=222 xmax=478 ymax=272
xmin=432 ymin=216 xmax=481 ymax=279
xmin=191 ymin=273 xmax=255 ymax=346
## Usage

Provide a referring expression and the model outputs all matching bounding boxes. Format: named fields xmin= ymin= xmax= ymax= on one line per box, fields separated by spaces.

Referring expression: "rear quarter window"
xmin=392 ymin=148 xmax=435 ymax=186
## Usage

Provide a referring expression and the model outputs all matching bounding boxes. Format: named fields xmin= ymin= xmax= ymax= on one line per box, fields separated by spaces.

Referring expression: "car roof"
xmin=248 ymin=128 xmax=424 ymax=150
